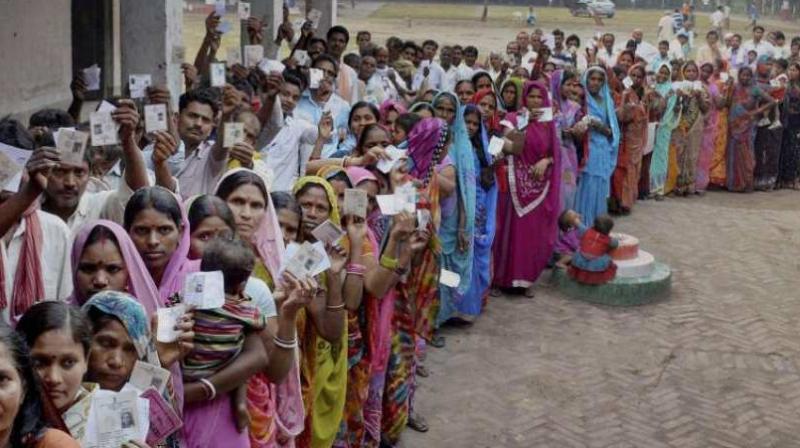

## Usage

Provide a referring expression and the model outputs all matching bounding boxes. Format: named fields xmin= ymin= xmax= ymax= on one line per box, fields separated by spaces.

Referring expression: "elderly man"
xmin=632 ymin=28 xmax=659 ymax=60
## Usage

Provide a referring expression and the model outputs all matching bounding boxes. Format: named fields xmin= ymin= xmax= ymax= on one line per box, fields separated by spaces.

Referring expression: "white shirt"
xmin=597 ymin=47 xmax=618 ymax=66
xmin=743 ymin=40 xmax=776 ymax=58
xmin=412 ymin=60 xmax=445 ymax=91
xmin=86 ymin=161 xmax=156 ymax=194
xmin=635 ymin=41 xmax=660 ymax=61
xmin=657 ymin=15 xmax=675 ymax=41
xmin=456 ymin=63 xmax=476 ymax=84
xmin=710 ymin=10 xmax=725 ymax=27
xmin=774 ymin=44 xmax=790 ymax=59
xmin=295 ymin=91 xmax=351 ymax=158
xmin=143 ymin=140 xmax=225 ymax=199
xmin=245 ymin=277 xmax=276 ymax=318
xmin=442 ymin=66 xmax=459 ymax=92
xmin=260 ymin=97 xmax=319 ymax=192
xmin=64 ymin=179 xmax=135 ymax=234
xmin=2 ymin=210 xmax=72 ymax=323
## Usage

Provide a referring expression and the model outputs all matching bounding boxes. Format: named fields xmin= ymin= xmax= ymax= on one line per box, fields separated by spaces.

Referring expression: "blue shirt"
xmin=295 ymin=91 xmax=351 ymax=158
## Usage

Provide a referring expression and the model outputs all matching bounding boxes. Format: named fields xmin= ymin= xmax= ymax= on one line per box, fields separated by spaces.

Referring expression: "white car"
xmin=569 ymin=0 xmax=616 ymax=18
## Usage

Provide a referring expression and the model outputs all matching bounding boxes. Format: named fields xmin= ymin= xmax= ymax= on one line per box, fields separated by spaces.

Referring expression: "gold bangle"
xmin=326 ymin=303 xmax=345 ymax=311
xmin=380 ymin=254 xmax=399 ymax=270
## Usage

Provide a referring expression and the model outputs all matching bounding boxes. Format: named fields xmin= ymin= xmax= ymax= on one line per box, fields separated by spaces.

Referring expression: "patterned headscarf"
xmin=82 ymin=290 xmax=160 ymax=365
xmin=407 ymin=117 xmax=449 ymax=186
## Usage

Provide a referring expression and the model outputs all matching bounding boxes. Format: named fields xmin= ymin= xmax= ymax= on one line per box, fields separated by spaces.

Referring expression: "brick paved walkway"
xmin=401 ymin=191 xmax=800 ymax=448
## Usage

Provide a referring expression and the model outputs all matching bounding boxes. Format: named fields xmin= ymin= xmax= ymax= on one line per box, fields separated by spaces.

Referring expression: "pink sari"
xmin=212 ymin=169 xmax=303 ymax=448
xmin=492 ymin=81 xmax=561 ymax=288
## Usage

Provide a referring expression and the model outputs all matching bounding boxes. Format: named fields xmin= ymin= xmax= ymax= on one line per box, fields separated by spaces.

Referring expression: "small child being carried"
xmin=568 ymin=214 xmax=619 ymax=285
xmin=181 ymin=237 xmax=266 ymax=447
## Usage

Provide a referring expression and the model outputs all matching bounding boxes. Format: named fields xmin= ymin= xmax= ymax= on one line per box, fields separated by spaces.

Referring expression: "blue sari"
xmin=455 ymin=105 xmax=498 ymax=320
xmin=650 ymin=64 xmax=680 ymax=195
xmin=432 ymin=92 xmax=477 ymax=326
xmin=575 ymin=67 xmax=620 ymax=225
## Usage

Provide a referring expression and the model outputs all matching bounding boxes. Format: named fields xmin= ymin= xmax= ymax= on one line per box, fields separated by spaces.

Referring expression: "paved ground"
xmin=401 ymin=190 xmax=800 ymax=448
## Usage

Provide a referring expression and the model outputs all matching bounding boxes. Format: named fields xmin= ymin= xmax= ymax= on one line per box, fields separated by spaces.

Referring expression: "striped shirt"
xmin=181 ymin=296 xmax=265 ymax=381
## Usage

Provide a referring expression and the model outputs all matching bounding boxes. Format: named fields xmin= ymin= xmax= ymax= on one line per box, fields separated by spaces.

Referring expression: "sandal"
xmin=524 ymin=286 xmax=536 ymax=298
xmin=416 ymin=364 xmax=430 ymax=378
xmin=490 ymin=288 xmax=503 ymax=297
xmin=429 ymin=334 xmax=446 ymax=348
xmin=407 ymin=412 xmax=430 ymax=433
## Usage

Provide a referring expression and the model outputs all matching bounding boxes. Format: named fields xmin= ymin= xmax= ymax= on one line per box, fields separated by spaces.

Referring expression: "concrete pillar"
xmin=244 ymin=0 xmax=283 ymax=59
xmin=0 ymin=0 xmax=72 ymax=119
xmin=119 ymin=0 xmax=183 ymax=106
xmin=308 ymin=0 xmax=337 ymax=38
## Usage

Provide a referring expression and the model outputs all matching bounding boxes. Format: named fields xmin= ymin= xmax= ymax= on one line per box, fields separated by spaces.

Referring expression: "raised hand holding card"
xmin=83 ymin=64 xmax=101 ymax=91
xmin=488 ymin=136 xmax=505 ymax=156
xmin=223 ymin=122 xmax=245 ymax=148
xmin=309 ymin=68 xmax=324 ymax=88
xmin=90 ymin=110 xmax=120 ymax=146
xmin=55 ymin=128 xmax=89 ymax=166
xmin=129 ymin=361 xmax=171 ymax=395
xmin=311 ymin=219 xmax=346 ymax=245
xmin=343 ymin=189 xmax=368 ymax=218
xmin=156 ymin=304 xmax=186 ymax=343
xmin=144 ymin=104 xmax=169 ymax=133
xmin=210 ymin=62 xmax=226 ymax=87
xmin=244 ymin=45 xmax=264 ymax=67
xmin=182 ymin=271 xmax=225 ymax=309
xmin=226 ymin=47 xmax=242 ymax=67
xmin=128 ymin=74 xmax=152 ymax=99
xmin=238 ymin=1 xmax=251 ymax=20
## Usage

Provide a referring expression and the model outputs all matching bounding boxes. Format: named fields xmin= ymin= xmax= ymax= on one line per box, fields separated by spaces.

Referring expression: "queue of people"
xmin=1 ymin=7 xmax=800 ymax=448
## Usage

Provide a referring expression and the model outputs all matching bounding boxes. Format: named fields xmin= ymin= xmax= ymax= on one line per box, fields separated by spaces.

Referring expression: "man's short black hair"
xmin=327 ymin=25 xmax=350 ymax=43
xmin=179 ymin=88 xmax=220 ymax=115
xmin=553 ymin=29 xmax=564 ymax=37
xmin=775 ymin=30 xmax=786 ymax=40
xmin=29 ymin=108 xmax=75 ymax=130
xmin=309 ymin=37 xmax=329 ymax=52
xmin=0 ymin=117 xmax=35 ymax=150
xmin=753 ymin=25 xmax=765 ymax=32
xmin=313 ymin=53 xmax=340 ymax=76
xmin=464 ymin=46 xmax=478 ymax=56
xmin=402 ymin=41 xmax=418 ymax=52
xmin=283 ymin=72 xmax=307 ymax=92
xmin=422 ymin=40 xmax=438 ymax=49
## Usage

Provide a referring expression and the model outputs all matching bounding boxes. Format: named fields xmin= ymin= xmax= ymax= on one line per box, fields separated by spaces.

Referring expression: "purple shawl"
xmin=407 ymin=117 xmax=448 ymax=184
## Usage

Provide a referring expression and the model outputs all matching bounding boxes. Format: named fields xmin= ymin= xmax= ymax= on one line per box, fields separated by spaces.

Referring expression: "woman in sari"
xmin=123 ymin=186 xmax=200 ymax=306
xmin=431 ymin=92 xmax=476 ymax=327
xmin=551 ymin=69 xmax=585 ymax=213
xmin=610 ymin=64 xmax=649 ymax=214
xmin=472 ymin=89 xmax=503 ymax=136
xmin=455 ymin=105 xmax=497 ymax=322
xmin=292 ymin=175 xmax=369 ymax=448
xmin=708 ymin=61 xmax=731 ymax=188
xmin=382 ymin=117 xmax=445 ymax=442
xmin=576 ymin=67 xmax=619 ymax=226
xmin=696 ymin=62 xmax=725 ymax=192
xmin=650 ymin=64 xmax=680 ymax=199
xmin=494 ymin=81 xmax=561 ymax=297
xmin=779 ymin=62 xmax=800 ymax=189
xmin=753 ymin=56 xmax=784 ymax=191
xmin=667 ymin=61 xmax=709 ymax=196
xmin=379 ymin=100 xmax=407 ymax=130
xmin=499 ymin=78 xmax=524 ymax=113
xmin=211 ymin=169 xmax=306 ymax=448
xmin=725 ymin=67 xmax=777 ymax=192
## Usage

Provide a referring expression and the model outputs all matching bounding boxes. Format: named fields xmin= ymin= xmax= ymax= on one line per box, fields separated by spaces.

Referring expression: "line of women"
xmin=3 ymin=53 xmax=800 ymax=448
